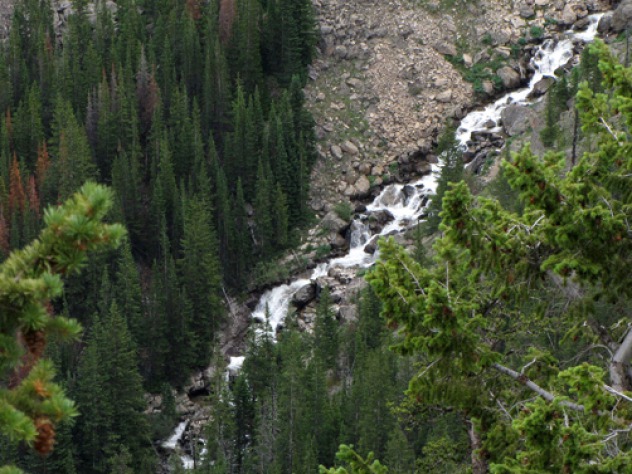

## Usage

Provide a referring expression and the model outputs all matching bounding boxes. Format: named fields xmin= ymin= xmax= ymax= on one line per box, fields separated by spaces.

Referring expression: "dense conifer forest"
xmin=0 ymin=0 xmax=631 ymax=473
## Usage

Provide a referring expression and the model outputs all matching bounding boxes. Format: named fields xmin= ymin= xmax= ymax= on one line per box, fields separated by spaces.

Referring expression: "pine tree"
xmin=367 ymin=42 xmax=632 ymax=473
xmin=314 ymin=287 xmax=339 ymax=371
xmin=319 ymin=445 xmax=388 ymax=474
xmin=202 ymin=30 xmax=231 ymax=131
xmin=49 ymin=98 xmax=97 ymax=199
xmin=272 ymin=183 xmax=289 ymax=250
xmin=8 ymin=155 xmax=26 ymax=214
xmin=178 ymin=196 xmax=224 ymax=365
xmin=0 ymin=50 xmax=13 ymax=114
xmin=231 ymin=179 xmax=251 ymax=289
xmin=233 ymin=374 xmax=255 ymax=472
xmin=0 ymin=183 xmax=125 ymax=474
xmin=74 ymin=302 xmax=155 ymax=473
xmin=253 ymin=160 xmax=273 ymax=258
xmin=112 ymin=241 xmax=144 ymax=347
xmin=202 ymin=353 xmax=235 ymax=472
xmin=424 ymin=126 xmax=463 ymax=234
xmin=12 ymin=85 xmax=44 ymax=169
xmin=228 ymin=0 xmax=264 ymax=95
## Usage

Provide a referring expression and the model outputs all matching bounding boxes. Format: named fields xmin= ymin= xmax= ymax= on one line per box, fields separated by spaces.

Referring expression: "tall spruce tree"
xmin=178 ymin=196 xmax=223 ymax=365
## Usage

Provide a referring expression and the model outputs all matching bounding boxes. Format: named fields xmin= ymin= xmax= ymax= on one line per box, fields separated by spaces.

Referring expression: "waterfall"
xmin=242 ymin=9 xmax=607 ymax=372
xmin=163 ymin=12 xmax=607 ymax=470
xmin=456 ymin=13 xmax=604 ymax=148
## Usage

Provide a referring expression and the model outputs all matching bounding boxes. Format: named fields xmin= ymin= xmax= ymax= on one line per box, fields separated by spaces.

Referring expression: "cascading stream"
xmin=456 ymin=13 xmax=603 ymax=147
xmin=250 ymin=14 xmax=604 ymax=342
xmin=164 ymin=12 xmax=606 ymax=468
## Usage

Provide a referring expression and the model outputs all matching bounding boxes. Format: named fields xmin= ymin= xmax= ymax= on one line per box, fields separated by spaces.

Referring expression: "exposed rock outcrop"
xmin=612 ymin=0 xmax=632 ymax=32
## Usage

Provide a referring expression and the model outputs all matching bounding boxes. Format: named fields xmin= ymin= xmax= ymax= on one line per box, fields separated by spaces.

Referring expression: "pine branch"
xmin=491 ymin=363 xmax=585 ymax=412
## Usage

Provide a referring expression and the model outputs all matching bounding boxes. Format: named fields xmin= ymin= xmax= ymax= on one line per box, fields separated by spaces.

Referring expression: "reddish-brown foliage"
xmin=0 ymin=211 xmax=9 ymax=255
xmin=35 ymin=142 xmax=50 ymax=191
xmin=186 ymin=0 xmax=203 ymax=21
xmin=34 ymin=417 xmax=55 ymax=455
xmin=9 ymin=154 xmax=26 ymax=212
xmin=27 ymin=175 xmax=40 ymax=216
xmin=219 ymin=0 xmax=237 ymax=45
xmin=136 ymin=52 xmax=160 ymax=137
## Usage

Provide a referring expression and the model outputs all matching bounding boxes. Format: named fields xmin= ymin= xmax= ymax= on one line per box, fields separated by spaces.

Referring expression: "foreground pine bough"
xmin=0 ymin=183 xmax=125 ymax=474
xmin=366 ymin=41 xmax=632 ymax=473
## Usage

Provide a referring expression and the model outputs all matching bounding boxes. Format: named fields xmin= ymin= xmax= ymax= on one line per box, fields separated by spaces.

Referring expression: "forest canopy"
xmin=367 ymin=40 xmax=632 ymax=473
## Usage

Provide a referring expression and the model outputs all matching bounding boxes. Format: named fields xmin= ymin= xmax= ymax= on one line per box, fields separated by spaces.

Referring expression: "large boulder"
xmin=598 ymin=12 xmax=614 ymax=34
xmin=436 ymin=89 xmax=453 ymax=103
xmin=528 ymin=77 xmax=555 ymax=99
xmin=354 ymin=175 xmax=371 ymax=197
xmin=321 ymin=211 xmax=350 ymax=234
xmin=500 ymin=104 xmax=536 ymax=137
xmin=368 ymin=209 xmax=395 ymax=232
xmin=612 ymin=0 xmax=632 ymax=33
xmin=341 ymin=140 xmax=359 ymax=156
xmin=375 ymin=186 xmax=403 ymax=207
xmin=433 ymin=42 xmax=457 ymax=56
xmin=292 ymin=283 xmax=317 ymax=308
xmin=519 ymin=4 xmax=535 ymax=19
xmin=560 ymin=3 xmax=587 ymax=26
xmin=496 ymin=67 xmax=521 ymax=89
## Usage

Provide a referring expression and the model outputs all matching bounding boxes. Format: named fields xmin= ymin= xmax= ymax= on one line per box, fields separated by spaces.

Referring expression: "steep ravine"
xmin=161 ymin=4 xmax=617 ymax=469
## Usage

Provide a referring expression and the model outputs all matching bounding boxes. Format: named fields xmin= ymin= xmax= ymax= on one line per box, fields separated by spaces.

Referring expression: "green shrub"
xmin=530 ymin=26 xmax=544 ymax=38
xmin=315 ymin=244 xmax=332 ymax=259
xmin=334 ymin=201 xmax=353 ymax=222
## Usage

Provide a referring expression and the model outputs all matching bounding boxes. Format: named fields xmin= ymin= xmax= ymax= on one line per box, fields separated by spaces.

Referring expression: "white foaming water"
xmin=167 ymin=11 xmax=609 ymax=470
xmin=249 ymin=15 xmax=604 ymax=339
xmin=252 ymin=278 xmax=311 ymax=334
xmin=227 ymin=356 xmax=245 ymax=374
xmin=571 ymin=13 xmax=604 ymax=43
xmin=456 ymin=13 xmax=604 ymax=148
xmin=181 ymin=455 xmax=195 ymax=469
xmin=250 ymin=162 xmax=443 ymax=332
xmin=162 ymin=421 xmax=188 ymax=450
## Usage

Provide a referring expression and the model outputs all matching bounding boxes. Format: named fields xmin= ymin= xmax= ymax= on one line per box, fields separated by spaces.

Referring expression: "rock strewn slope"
xmin=305 ymin=0 xmax=614 ymax=212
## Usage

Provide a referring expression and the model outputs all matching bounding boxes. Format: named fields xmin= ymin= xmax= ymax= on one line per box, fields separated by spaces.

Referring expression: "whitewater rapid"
xmin=248 ymin=15 xmax=605 ymax=344
xmin=164 ymin=12 xmax=606 ymax=469
xmin=456 ymin=13 xmax=603 ymax=147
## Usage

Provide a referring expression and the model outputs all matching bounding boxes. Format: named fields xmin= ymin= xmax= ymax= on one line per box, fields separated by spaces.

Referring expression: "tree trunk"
xmin=610 ymin=328 xmax=632 ymax=392
xmin=468 ymin=419 xmax=488 ymax=474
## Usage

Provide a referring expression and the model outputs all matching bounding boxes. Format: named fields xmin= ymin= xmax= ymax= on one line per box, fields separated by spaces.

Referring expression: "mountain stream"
xmin=164 ymin=13 xmax=605 ymax=469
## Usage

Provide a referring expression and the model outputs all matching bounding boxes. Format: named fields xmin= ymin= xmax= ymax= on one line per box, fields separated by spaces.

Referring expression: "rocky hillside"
xmin=305 ymin=0 xmax=615 ymax=215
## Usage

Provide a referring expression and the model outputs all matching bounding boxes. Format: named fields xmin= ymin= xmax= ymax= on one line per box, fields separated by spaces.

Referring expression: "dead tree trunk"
xmin=468 ymin=419 xmax=488 ymax=474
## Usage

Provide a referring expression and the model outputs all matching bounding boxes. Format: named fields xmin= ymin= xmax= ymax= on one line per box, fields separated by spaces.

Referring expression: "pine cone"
xmin=33 ymin=417 xmax=55 ymax=455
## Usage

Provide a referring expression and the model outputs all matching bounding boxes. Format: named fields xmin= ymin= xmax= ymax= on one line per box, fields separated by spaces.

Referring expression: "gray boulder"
xmin=363 ymin=235 xmax=379 ymax=255
xmin=500 ymin=104 xmax=536 ymax=137
xmin=330 ymin=144 xmax=343 ymax=160
xmin=497 ymin=67 xmax=521 ymax=89
xmin=433 ymin=42 xmax=457 ymax=56
xmin=598 ymin=12 xmax=613 ymax=34
xmin=528 ymin=77 xmax=555 ymax=99
xmin=519 ymin=4 xmax=535 ymax=19
xmin=341 ymin=140 xmax=359 ymax=156
xmin=292 ymin=283 xmax=317 ymax=308
xmin=436 ymin=89 xmax=453 ymax=103
xmin=354 ymin=175 xmax=371 ymax=197
xmin=560 ymin=3 xmax=587 ymax=26
xmin=321 ymin=211 xmax=350 ymax=234
xmin=613 ymin=0 xmax=632 ymax=33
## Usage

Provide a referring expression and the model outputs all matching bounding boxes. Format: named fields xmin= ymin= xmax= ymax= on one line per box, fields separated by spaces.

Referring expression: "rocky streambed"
xmin=159 ymin=9 xmax=614 ymax=468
